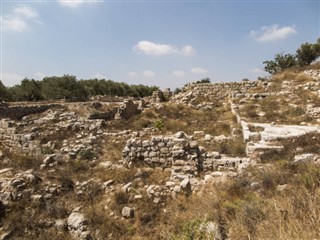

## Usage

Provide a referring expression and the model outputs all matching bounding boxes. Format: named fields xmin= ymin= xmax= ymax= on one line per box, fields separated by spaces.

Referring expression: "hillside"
xmin=0 ymin=65 xmax=320 ymax=240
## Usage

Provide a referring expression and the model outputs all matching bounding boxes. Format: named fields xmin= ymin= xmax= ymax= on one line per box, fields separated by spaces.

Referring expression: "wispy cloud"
xmin=34 ymin=72 xmax=46 ymax=79
xmin=191 ymin=67 xmax=207 ymax=74
xmin=250 ymin=24 xmax=297 ymax=42
xmin=252 ymin=68 xmax=264 ymax=73
xmin=173 ymin=70 xmax=186 ymax=77
xmin=14 ymin=5 xmax=39 ymax=18
xmin=1 ymin=73 xmax=24 ymax=86
xmin=142 ymin=70 xmax=155 ymax=77
xmin=58 ymin=0 xmax=99 ymax=8
xmin=2 ymin=5 xmax=41 ymax=32
xmin=128 ymin=72 xmax=138 ymax=77
xmin=181 ymin=45 xmax=196 ymax=56
xmin=133 ymin=41 xmax=196 ymax=56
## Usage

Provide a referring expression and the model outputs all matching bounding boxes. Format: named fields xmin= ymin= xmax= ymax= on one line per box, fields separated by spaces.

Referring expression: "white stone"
xmin=68 ymin=212 xmax=87 ymax=231
xmin=204 ymin=134 xmax=212 ymax=141
xmin=294 ymin=153 xmax=316 ymax=164
xmin=121 ymin=207 xmax=134 ymax=218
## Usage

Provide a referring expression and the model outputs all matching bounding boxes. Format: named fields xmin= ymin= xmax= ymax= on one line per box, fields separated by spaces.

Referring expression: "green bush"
xmin=79 ymin=149 xmax=95 ymax=160
xmin=154 ymin=119 xmax=165 ymax=130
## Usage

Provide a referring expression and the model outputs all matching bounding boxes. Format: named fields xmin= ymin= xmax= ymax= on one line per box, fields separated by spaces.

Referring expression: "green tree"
xmin=195 ymin=78 xmax=211 ymax=84
xmin=9 ymin=78 xmax=43 ymax=101
xmin=42 ymin=75 xmax=88 ymax=101
xmin=263 ymin=53 xmax=297 ymax=74
xmin=296 ymin=39 xmax=320 ymax=66
xmin=0 ymin=80 xmax=10 ymax=101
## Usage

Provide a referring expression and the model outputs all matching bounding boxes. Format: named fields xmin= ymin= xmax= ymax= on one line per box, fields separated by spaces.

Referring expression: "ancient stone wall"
xmin=114 ymin=99 xmax=141 ymax=120
xmin=0 ymin=119 xmax=41 ymax=156
xmin=122 ymin=131 xmax=248 ymax=180
xmin=0 ymin=104 xmax=61 ymax=120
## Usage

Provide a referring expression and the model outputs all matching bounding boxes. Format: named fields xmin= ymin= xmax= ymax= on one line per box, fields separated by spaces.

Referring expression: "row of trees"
xmin=263 ymin=38 xmax=320 ymax=74
xmin=0 ymin=75 xmax=158 ymax=102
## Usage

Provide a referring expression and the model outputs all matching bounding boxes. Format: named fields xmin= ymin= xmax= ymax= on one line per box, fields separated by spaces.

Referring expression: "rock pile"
xmin=151 ymin=90 xmax=165 ymax=103
xmin=114 ymin=99 xmax=141 ymax=120
xmin=68 ymin=209 xmax=92 ymax=240
xmin=304 ymin=69 xmax=320 ymax=80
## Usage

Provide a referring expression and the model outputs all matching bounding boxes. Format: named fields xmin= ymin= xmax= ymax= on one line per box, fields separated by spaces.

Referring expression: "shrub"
xmin=154 ymin=119 xmax=165 ymax=130
xmin=263 ymin=53 xmax=297 ymax=74
xmin=79 ymin=149 xmax=95 ymax=160
xmin=114 ymin=191 xmax=129 ymax=205
xmin=296 ymin=39 xmax=320 ymax=66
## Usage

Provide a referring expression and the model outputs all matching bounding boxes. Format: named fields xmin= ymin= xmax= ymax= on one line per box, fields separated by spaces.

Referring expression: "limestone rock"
xmin=122 ymin=207 xmax=134 ymax=218
xmin=293 ymin=153 xmax=317 ymax=164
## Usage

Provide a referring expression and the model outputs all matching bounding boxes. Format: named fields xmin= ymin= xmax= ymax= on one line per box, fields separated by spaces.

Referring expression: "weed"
xmin=79 ymin=149 xmax=95 ymax=160
xmin=154 ymin=119 xmax=165 ymax=130
xmin=114 ymin=191 xmax=130 ymax=206
xmin=40 ymin=146 xmax=54 ymax=155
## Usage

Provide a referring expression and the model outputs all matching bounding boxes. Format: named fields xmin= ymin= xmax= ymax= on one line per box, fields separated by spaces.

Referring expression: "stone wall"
xmin=0 ymin=119 xmax=41 ymax=156
xmin=0 ymin=104 xmax=61 ymax=120
xmin=122 ymin=131 xmax=249 ymax=180
xmin=114 ymin=99 xmax=141 ymax=120
xmin=170 ymin=80 xmax=269 ymax=107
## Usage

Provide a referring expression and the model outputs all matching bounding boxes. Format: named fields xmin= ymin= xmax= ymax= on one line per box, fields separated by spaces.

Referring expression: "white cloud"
xmin=133 ymin=41 xmax=177 ymax=56
xmin=133 ymin=41 xmax=196 ymax=56
xmin=252 ymin=68 xmax=264 ymax=73
xmin=191 ymin=67 xmax=207 ymax=74
xmin=128 ymin=72 xmax=138 ymax=77
xmin=58 ymin=0 xmax=99 ymax=8
xmin=142 ymin=70 xmax=155 ymax=77
xmin=1 ymin=73 xmax=24 ymax=86
xmin=181 ymin=45 xmax=196 ymax=56
xmin=92 ymin=73 xmax=107 ymax=79
xmin=34 ymin=72 xmax=46 ymax=79
xmin=2 ymin=17 xmax=27 ymax=32
xmin=173 ymin=70 xmax=186 ymax=77
xmin=14 ymin=6 xmax=39 ymax=19
xmin=1 ymin=5 xmax=41 ymax=32
xmin=250 ymin=24 xmax=297 ymax=42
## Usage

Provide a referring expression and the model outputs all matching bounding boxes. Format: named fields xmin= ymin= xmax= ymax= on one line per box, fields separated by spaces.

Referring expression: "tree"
xmin=42 ymin=75 xmax=88 ymax=101
xmin=8 ymin=78 xmax=43 ymax=101
xmin=296 ymin=39 xmax=320 ymax=66
xmin=195 ymin=78 xmax=211 ymax=84
xmin=263 ymin=53 xmax=297 ymax=74
xmin=174 ymin=88 xmax=182 ymax=94
xmin=0 ymin=80 xmax=9 ymax=101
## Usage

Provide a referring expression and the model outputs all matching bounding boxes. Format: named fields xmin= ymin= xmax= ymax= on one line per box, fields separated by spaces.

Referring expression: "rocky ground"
xmin=0 ymin=66 xmax=320 ymax=239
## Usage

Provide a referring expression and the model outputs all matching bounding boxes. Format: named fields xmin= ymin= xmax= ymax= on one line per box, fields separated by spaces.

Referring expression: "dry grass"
xmin=106 ymin=103 xmax=233 ymax=136
xmin=0 ymin=152 xmax=43 ymax=171
xmin=157 ymin=161 xmax=320 ymax=240
xmin=100 ymin=137 xmax=126 ymax=163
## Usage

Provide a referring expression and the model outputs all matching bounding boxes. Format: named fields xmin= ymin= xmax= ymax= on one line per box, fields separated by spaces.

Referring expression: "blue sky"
xmin=1 ymin=0 xmax=319 ymax=89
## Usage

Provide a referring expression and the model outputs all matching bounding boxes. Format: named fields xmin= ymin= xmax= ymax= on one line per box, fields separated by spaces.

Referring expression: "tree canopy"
xmin=0 ymin=75 xmax=159 ymax=102
xmin=263 ymin=38 xmax=320 ymax=74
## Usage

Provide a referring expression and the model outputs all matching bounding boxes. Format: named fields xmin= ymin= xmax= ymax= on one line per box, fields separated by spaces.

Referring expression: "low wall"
xmin=0 ymin=104 xmax=61 ymax=120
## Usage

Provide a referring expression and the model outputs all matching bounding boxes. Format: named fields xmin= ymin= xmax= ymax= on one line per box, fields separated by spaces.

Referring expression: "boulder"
xmin=68 ymin=212 xmax=87 ymax=232
xmin=121 ymin=207 xmax=134 ymax=218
